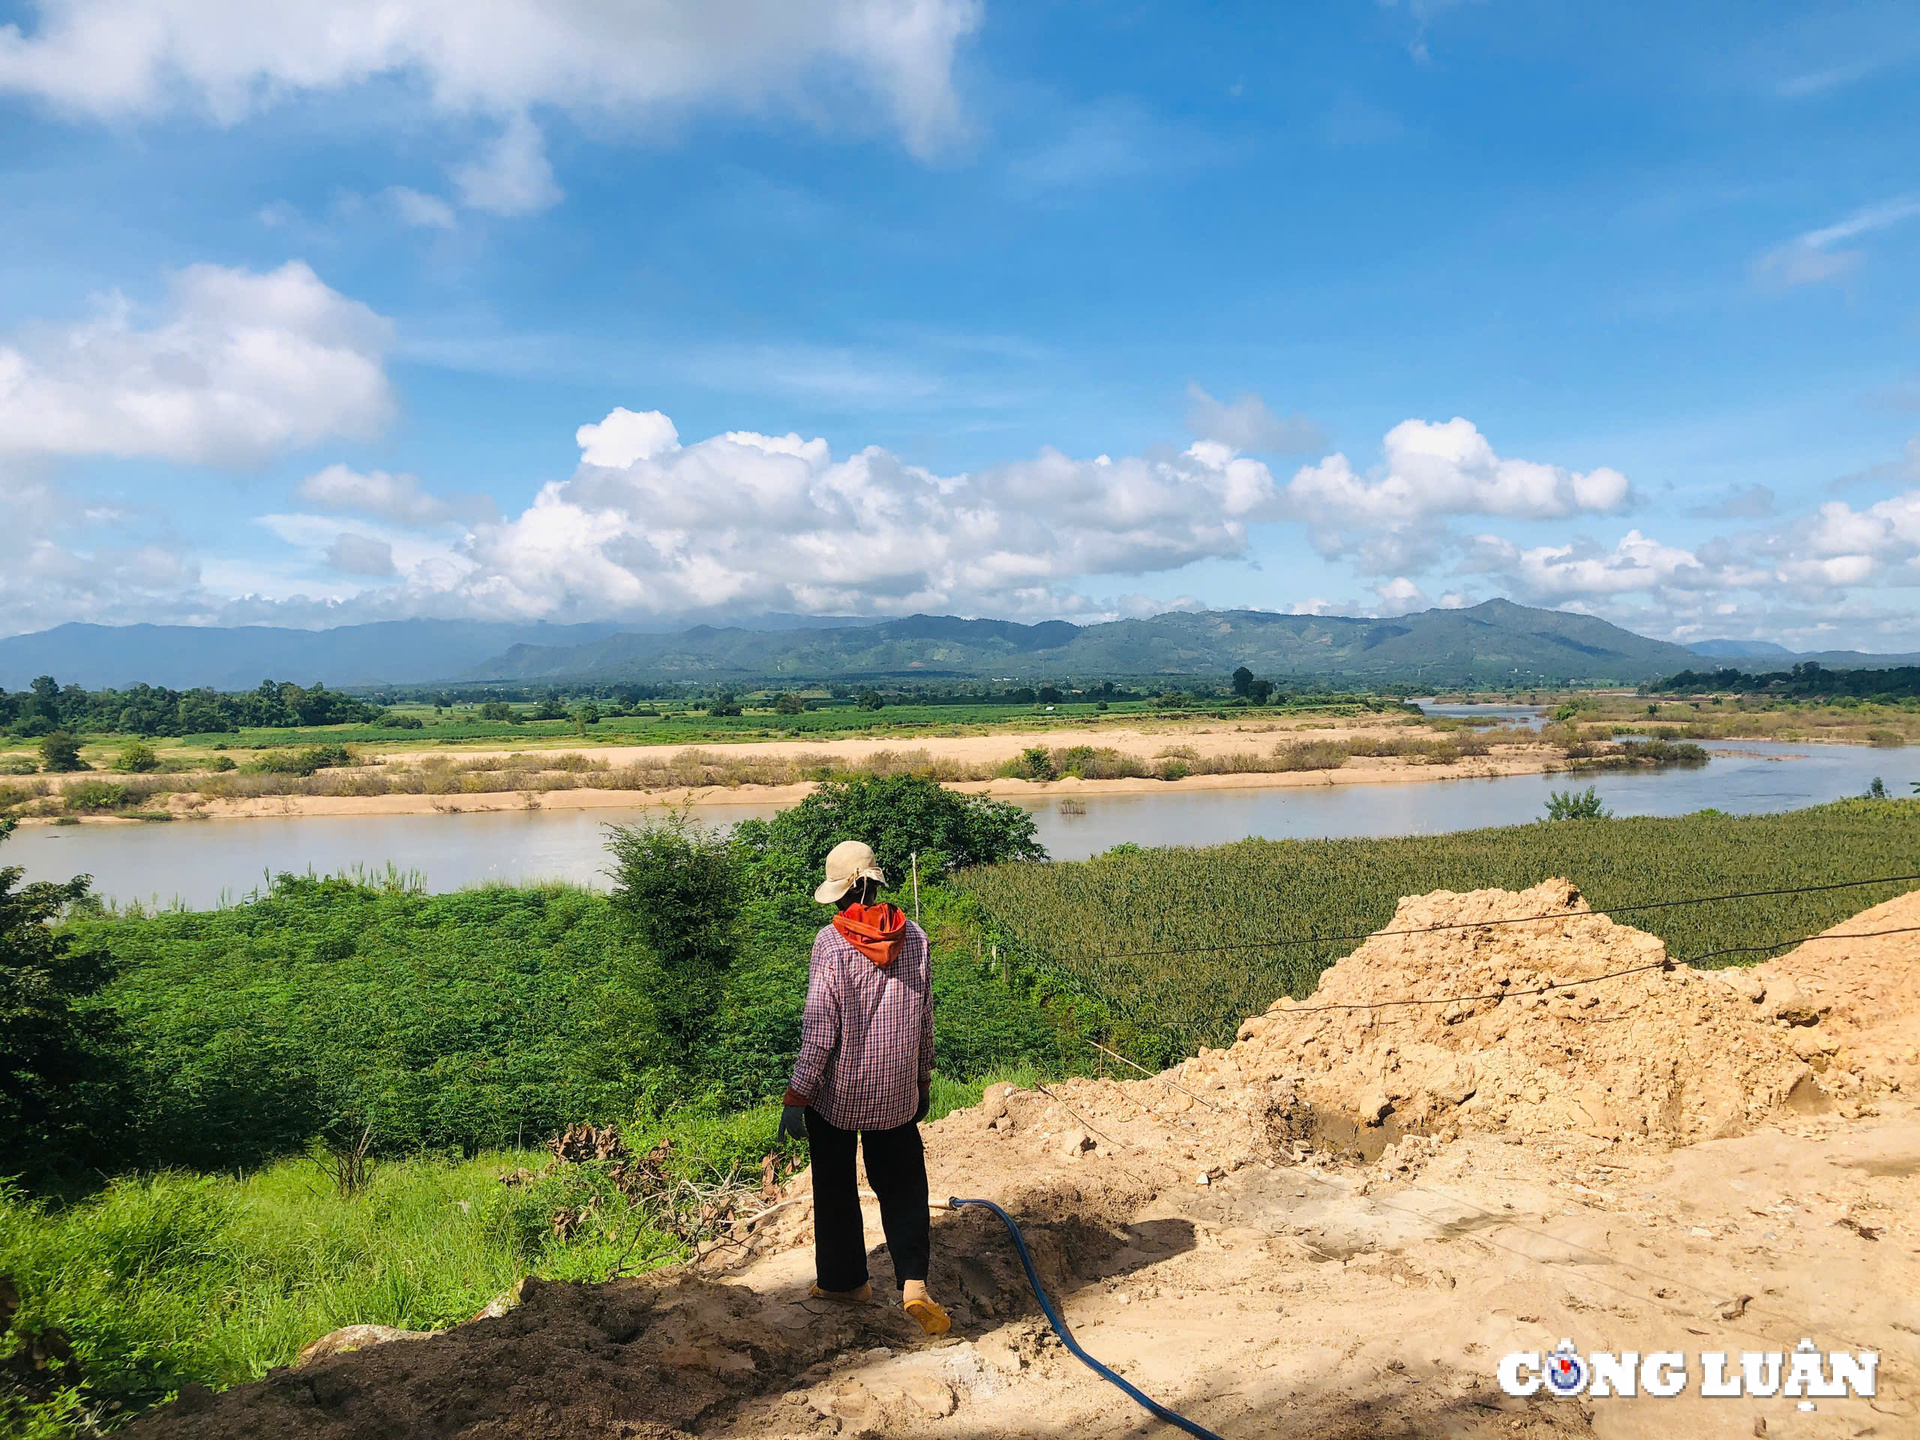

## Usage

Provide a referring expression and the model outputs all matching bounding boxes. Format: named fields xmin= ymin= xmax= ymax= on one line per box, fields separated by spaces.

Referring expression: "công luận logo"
xmin=1499 ymin=1339 xmax=1876 ymax=1403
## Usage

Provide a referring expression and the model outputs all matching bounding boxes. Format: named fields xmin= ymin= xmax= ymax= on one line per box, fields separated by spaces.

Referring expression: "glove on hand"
xmin=913 ymin=1084 xmax=931 ymax=1124
xmin=778 ymin=1105 xmax=809 ymax=1142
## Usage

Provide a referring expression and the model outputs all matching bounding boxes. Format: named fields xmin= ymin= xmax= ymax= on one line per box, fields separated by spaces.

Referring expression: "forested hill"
xmin=468 ymin=600 xmax=1702 ymax=687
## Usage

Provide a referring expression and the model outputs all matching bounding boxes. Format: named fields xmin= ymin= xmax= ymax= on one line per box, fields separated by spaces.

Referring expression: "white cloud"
xmin=576 ymin=407 xmax=681 ymax=467
xmin=1184 ymin=384 xmax=1323 ymax=454
xmin=1755 ymin=196 xmax=1920 ymax=287
xmin=0 ymin=0 xmax=982 ymax=202
xmin=388 ymin=186 xmax=457 ymax=229
xmin=1285 ymin=418 xmax=1631 ymax=576
xmin=0 ymin=261 xmax=393 ymax=465
xmin=454 ymin=112 xmax=562 ymax=216
xmin=298 ymin=464 xmax=493 ymax=523
xmin=434 ymin=408 xmax=1291 ymax=619
xmin=1471 ymin=529 xmax=1713 ymax=601
xmin=1371 ymin=576 xmax=1427 ymax=613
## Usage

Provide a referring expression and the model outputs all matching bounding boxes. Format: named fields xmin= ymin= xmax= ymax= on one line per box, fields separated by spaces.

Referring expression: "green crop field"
xmin=958 ymin=798 xmax=1920 ymax=1059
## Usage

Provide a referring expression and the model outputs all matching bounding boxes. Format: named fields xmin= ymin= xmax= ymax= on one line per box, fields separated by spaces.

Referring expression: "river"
xmin=9 ymin=737 xmax=1910 ymax=909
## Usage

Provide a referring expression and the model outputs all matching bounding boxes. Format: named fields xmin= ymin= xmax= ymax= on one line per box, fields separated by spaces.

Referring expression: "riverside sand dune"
xmin=131 ymin=885 xmax=1920 ymax=1440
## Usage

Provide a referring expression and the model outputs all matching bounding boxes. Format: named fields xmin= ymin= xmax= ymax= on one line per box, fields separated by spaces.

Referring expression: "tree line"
xmin=0 ymin=675 xmax=386 ymax=738
xmin=1651 ymin=662 xmax=1920 ymax=701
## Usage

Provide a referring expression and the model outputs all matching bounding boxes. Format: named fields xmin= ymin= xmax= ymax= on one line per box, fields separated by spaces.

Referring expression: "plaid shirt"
xmin=788 ymin=917 xmax=934 ymax=1132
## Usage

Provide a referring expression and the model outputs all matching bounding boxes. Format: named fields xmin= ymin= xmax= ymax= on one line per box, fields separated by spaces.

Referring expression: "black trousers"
xmin=806 ymin=1108 xmax=930 ymax=1293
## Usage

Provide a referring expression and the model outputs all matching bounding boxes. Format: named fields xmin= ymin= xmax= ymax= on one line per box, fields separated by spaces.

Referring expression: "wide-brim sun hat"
xmin=814 ymin=840 xmax=887 ymax=904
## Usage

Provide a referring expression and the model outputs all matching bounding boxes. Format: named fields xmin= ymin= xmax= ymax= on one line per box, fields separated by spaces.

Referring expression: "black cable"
xmin=949 ymin=1197 xmax=1228 ymax=1440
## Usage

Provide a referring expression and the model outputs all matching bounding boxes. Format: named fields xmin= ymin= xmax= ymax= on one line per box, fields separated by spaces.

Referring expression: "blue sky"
xmin=3 ymin=0 xmax=1919 ymax=649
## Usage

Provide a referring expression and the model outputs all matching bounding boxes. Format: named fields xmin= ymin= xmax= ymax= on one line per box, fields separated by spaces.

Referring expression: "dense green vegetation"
xmin=0 ymin=676 xmax=382 ymax=740
xmin=0 ymin=779 xmax=1060 ymax=1432
xmin=1653 ymin=661 xmax=1920 ymax=701
xmin=959 ymin=798 xmax=1920 ymax=1059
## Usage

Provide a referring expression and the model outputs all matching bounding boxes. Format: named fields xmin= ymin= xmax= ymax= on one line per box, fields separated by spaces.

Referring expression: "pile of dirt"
xmin=1223 ymin=879 xmax=1828 ymax=1149
xmin=1752 ymin=886 xmax=1920 ymax=1096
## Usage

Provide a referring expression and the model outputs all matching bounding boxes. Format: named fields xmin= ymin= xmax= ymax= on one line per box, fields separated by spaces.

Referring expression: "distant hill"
xmin=1689 ymin=638 xmax=1920 ymax=670
xmin=12 ymin=602 xmax=1912 ymax=693
xmin=1690 ymin=639 xmax=1795 ymax=659
xmin=466 ymin=599 xmax=1706 ymax=687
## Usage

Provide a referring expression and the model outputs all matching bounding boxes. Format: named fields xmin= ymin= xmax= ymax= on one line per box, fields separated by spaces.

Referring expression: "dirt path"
xmin=129 ymin=889 xmax=1920 ymax=1440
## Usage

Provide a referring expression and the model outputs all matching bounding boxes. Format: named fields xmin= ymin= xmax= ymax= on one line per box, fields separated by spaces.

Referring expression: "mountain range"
xmin=5 ymin=602 xmax=1917 ymax=692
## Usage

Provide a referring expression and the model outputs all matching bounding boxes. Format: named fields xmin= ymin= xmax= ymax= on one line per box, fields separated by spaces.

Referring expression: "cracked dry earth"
xmin=132 ymin=886 xmax=1920 ymax=1440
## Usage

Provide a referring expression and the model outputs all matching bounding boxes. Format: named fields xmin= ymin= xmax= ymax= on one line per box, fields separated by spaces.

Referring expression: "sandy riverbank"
xmin=26 ymin=748 xmax=1567 ymax=825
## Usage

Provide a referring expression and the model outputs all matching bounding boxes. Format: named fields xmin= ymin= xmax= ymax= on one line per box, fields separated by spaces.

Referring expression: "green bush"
xmin=244 ymin=744 xmax=355 ymax=777
xmin=112 ymin=741 xmax=159 ymax=774
xmin=36 ymin=734 xmax=84 ymax=773
xmin=0 ymin=756 xmax=37 ymax=777
xmin=1545 ymin=786 xmax=1610 ymax=820
xmin=0 ymin=820 xmax=129 ymax=1185
xmin=62 ymin=780 xmax=128 ymax=812
xmin=605 ymin=811 xmax=741 ymax=1058
xmin=772 ymin=693 xmax=806 ymax=715
xmin=732 ymin=773 xmax=1045 ymax=894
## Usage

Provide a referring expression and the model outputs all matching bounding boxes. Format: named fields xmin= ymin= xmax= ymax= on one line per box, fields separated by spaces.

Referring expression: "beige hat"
xmin=814 ymin=840 xmax=887 ymax=904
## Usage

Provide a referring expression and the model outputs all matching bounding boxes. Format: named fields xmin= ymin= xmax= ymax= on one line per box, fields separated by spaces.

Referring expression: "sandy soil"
xmin=23 ymin=718 xmax=1567 ymax=824
xmin=129 ymin=887 xmax=1920 ymax=1440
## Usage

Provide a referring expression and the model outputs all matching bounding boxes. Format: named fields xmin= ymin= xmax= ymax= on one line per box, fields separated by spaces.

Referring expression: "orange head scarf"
xmin=832 ymin=901 xmax=909 ymax=966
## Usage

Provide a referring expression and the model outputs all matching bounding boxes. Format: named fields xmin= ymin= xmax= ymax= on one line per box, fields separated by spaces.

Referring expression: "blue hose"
xmin=948 ymin=1196 xmax=1228 ymax=1440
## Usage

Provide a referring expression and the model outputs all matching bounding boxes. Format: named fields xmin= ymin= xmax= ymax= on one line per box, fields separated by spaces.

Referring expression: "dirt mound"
xmin=1753 ymin=886 xmax=1920 ymax=1097
xmin=1225 ymin=879 xmax=1826 ymax=1149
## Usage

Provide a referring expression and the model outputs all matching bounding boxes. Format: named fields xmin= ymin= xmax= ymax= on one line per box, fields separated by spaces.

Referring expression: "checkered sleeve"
xmin=786 ymin=931 xmax=842 ymax=1106
xmin=915 ymin=924 xmax=934 ymax=1089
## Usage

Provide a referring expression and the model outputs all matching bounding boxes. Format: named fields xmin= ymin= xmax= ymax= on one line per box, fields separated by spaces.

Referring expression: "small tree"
xmin=733 ymin=773 xmax=1046 ymax=896
xmin=1230 ymin=666 xmax=1254 ymax=698
xmin=855 ymin=689 xmax=884 ymax=712
xmin=1544 ymin=786 xmax=1610 ymax=821
xmin=605 ymin=811 xmax=742 ymax=1057
xmin=709 ymin=691 xmax=743 ymax=717
xmin=1248 ymin=679 xmax=1274 ymax=706
xmin=0 ymin=819 xmax=127 ymax=1183
xmin=112 ymin=741 xmax=159 ymax=774
xmin=37 ymin=733 xmax=83 ymax=772
xmin=1866 ymin=777 xmax=1889 ymax=800
xmin=773 ymin=692 xmax=806 ymax=715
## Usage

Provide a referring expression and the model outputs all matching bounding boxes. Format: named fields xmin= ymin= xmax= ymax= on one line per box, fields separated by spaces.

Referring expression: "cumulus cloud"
xmin=298 ymin=464 xmax=492 ymax=523
xmin=1184 ymin=384 xmax=1323 ymax=454
xmin=1288 ymin=418 xmax=1631 ymax=526
xmin=0 ymin=261 xmax=393 ymax=465
xmin=0 ymin=0 xmax=982 ymax=205
xmin=434 ymin=407 xmax=1290 ymax=618
xmin=1465 ymin=529 xmax=1714 ymax=601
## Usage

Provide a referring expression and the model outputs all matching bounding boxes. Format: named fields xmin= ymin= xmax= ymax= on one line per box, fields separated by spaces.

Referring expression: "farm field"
xmin=959 ymin=797 xmax=1920 ymax=1058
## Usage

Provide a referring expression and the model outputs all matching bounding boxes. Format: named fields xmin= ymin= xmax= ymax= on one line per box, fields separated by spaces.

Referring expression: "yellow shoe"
xmin=809 ymin=1281 xmax=873 ymax=1302
xmin=903 ymin=1297 xmax=951 ymax=1336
